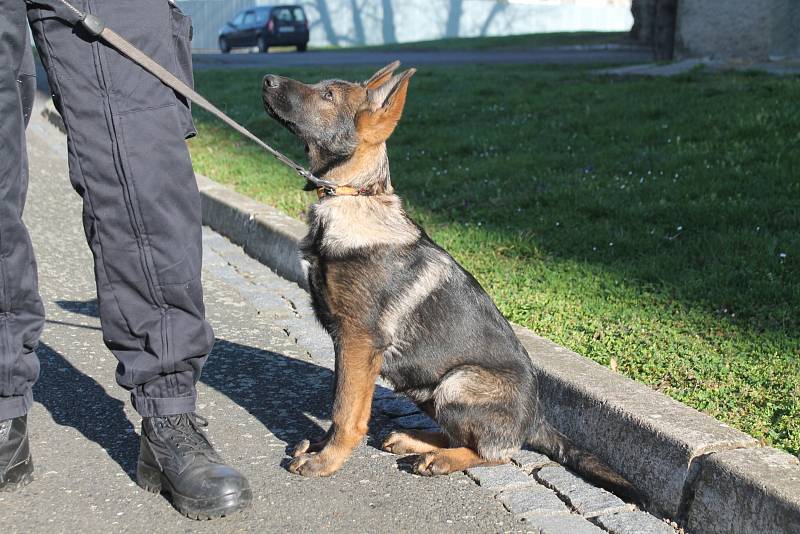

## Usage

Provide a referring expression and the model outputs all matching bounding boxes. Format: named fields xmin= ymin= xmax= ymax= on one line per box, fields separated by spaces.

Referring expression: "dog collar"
xmin=316 ymin=185 xmax=373 ymax=199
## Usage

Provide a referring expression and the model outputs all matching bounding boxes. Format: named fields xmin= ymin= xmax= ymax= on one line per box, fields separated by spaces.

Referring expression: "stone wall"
xmin=769 ymin=0 xmax=800 ymax=59
xmin=675 ymin=0 xmax=799 ymax=60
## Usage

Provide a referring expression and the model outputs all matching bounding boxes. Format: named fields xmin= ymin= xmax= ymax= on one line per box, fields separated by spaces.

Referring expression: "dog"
xmin=261 ymin=62 xmax=637 ymax=499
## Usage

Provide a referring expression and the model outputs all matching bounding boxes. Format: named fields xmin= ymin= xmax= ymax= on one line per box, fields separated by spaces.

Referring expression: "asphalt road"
xmin=192 ymin=47 xmax=652 ymax=71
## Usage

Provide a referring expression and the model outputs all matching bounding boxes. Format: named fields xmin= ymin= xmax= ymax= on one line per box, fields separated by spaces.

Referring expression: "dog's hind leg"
xmin=413 ymin=447 xmax=500 ymax=476
xmin=413 ymin=365 xmax=531 ymax=476
xmin=382 ymin=430 xmax=450 ymax=455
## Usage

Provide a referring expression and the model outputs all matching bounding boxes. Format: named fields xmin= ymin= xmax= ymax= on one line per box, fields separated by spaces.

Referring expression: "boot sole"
xmin=0 ymin=456 xmax=34 ymax=493
xmin=136 ymin=461 xmax=252 ymax=520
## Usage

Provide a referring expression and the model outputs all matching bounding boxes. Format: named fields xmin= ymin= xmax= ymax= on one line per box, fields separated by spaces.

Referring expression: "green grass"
xmin=189 ymin=65 xmax=800 ymax=455
xmin=333 ymin=31 xmax=632 ymax=52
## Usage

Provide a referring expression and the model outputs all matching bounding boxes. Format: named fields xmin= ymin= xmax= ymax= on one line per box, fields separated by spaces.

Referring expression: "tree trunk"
xmin=653 ymin=0 xmax=678 ymax=60
xmin=630 ymin=0 xmax=657 ymax=44
xmin=631 ymin=0 xmax=678 ymax=60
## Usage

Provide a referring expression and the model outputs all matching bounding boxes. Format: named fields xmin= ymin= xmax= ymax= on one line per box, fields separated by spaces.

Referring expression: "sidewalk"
xmin=0 ymin=97 xmax=675 ymax=533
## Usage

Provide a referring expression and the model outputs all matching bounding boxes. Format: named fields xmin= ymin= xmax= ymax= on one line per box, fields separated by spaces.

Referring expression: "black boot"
xmin=137 ymin=413 xmax=251 ymax=519
xmin=0 ymin=415 xmax=34 ymax=492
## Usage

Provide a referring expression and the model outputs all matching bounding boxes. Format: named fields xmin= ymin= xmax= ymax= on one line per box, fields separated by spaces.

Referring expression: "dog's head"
xmin=262 ymin=61 xmax=415 ymax=186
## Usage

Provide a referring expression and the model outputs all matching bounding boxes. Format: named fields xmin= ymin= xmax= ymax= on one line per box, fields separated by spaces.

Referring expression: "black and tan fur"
xmin=261 ymin=63 xmax=638 ymax=498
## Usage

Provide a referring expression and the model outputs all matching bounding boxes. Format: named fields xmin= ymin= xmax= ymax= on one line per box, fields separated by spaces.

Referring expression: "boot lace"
xmin=157 ymin=413 xmax=216 ymax=456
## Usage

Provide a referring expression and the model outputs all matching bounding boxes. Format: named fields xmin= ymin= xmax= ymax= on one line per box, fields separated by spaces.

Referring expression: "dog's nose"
xmin=263 ymin=74 xmax=280 ymax=89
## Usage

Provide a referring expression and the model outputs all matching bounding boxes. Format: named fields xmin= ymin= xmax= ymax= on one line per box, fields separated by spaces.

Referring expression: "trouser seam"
xmin=1 ymin=319 xmax=10 ymax=398
xmin=90 ymin=6 xmax=165 ymax=308
xmin=0 ymin=258 xmax=6 ymax=312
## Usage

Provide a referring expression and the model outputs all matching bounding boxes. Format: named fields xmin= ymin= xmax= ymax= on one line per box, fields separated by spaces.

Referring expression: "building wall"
xmin=178 ymin=0 xmax=634 ymax=52
xmin=769 ymin=0 xmax=800 ymax=59
xmin=675 ymin=0 xmax=799 ymax=60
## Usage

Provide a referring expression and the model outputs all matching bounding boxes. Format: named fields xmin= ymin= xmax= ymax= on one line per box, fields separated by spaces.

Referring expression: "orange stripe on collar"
xmin=316 ymin=185 xmax=370 ymax=199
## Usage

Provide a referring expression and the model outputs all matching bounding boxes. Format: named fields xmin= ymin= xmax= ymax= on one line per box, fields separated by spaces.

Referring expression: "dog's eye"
xmin=322 ymin=90 xmax=334 ymax=102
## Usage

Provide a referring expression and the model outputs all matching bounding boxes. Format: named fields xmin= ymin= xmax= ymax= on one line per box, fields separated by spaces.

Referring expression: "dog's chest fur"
xmin=299 ymin=195 xmax=422 ymax=337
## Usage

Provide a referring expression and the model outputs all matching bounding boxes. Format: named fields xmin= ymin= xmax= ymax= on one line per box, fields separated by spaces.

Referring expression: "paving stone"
xmin=393 ymin=412 xmax=439 ymax=430
xmin=373 ymin=396 xmax=420 ymax=417
xmin=497 ymin=484 xmax=570 ymax=518
xmin=595 ymin=511 xmax=676 ymax=534
xmin=527 ymin=514 xmax=605 ymax=534
xmin=536 ymin=466 xmax=633 ymax=517
xmin=466 ymin=464 xmax=537 ymax=492
xmin=511 ymin=449 xmax=556 ymax=473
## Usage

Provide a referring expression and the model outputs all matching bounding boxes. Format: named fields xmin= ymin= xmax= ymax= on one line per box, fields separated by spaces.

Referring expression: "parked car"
xmin=218 ymin=5 xmax=309 ymax=53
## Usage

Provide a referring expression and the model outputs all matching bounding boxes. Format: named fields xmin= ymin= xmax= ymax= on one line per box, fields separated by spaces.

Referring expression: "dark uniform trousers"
xmin=0 ymin=0 xmax=214 ymax=420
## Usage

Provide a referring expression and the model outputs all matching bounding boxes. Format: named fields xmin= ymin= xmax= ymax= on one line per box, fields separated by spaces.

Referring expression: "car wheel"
xmin=297 ymin=43 xmax=308 ymax=52
xmin=219 ymin=37 xmax=230 ymax=54
xmin=258 ymin=36 xmax=269 ymax=54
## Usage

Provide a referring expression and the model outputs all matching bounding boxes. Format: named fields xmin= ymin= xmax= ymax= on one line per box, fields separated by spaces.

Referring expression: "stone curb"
xmin=36 ymin=101 xmax=800 ymax=532
xmin=193 ymin=172 xmax=800 ymax=533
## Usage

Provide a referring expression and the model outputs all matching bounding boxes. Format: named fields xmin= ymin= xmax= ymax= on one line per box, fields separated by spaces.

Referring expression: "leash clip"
xmin=80 ymin=13 xmax=105 ymax=37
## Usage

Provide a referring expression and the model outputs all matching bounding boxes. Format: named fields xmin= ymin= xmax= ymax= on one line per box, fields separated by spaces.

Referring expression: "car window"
xmin=243 ymin=11 xmax=256 ymax=26
xmin=256 ymin=9 xmax=269 ymax=24
xmin=273 ymin=8 xmax=293 ymax=22
xmin=231 ymin=12 xmax=245 ymax=27
xmin=292 ymin=8 xmax=306 ymax=22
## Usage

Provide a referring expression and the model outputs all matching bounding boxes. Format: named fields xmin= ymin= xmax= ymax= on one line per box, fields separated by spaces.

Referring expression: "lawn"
xmin=335 ymin=31 xmax=633 ymax=52
xmin=188 ymin=64 xmax=800 ymax=455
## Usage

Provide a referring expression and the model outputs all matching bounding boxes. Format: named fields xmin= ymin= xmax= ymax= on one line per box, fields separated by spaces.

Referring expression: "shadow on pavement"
xmin=34 ymin=341 xmax=139 ymax=480
xmin=200 ymin=339 xmax=393 ymax=457
xmin=43 ymin=300 xmax=394 ymax=474
xmin=55 ymin=299 xmax=100 ymax=319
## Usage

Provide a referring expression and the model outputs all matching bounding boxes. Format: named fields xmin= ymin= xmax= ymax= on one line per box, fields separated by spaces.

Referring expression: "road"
xmin=0 ymin=96 xmax=675 ymax=533
xmin=192 ymin=47 xmax=652 ymax=71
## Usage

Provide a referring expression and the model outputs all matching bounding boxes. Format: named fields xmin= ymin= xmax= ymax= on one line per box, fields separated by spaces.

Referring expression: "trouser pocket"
xmin=169 ymin=2 xmax=196 ymax=139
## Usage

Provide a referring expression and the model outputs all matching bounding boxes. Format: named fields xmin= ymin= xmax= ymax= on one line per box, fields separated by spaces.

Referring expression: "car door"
xmin=271 ymin=7 xmax=296 ymax=45
xmin=240 ymin=10 xmax=258 ymax=47
xmin=291 ymin=7 xmax=309 ymax=43
xmin=225 ymin=11 xmax=245 ymax=47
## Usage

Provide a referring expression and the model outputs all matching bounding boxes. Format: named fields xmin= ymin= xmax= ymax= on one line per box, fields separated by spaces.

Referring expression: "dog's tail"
xmin=527 ymin=419 xmax=643 ymax=506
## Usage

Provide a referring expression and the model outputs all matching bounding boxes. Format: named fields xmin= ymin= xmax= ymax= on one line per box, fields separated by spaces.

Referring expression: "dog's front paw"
xmin=292 ymin=437 xmax=327 ymax=458
xmin=288 ymin=451 xmax=342 ymax=477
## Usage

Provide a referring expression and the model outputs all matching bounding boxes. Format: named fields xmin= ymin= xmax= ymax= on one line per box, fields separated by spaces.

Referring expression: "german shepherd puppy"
xmin=261 ymin=62 xmax=636 ymax=498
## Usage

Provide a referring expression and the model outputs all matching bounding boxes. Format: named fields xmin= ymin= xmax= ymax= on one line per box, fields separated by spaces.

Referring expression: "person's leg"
xmin=27 ymin=0 xmax=249 ymax=516
xmin=0 ymin=0 xmax=41 ymax=492
xmin=27 ymin=0 xmax=211 ymax=418
xmin=0 ymin=0 xmax=44 ymax=424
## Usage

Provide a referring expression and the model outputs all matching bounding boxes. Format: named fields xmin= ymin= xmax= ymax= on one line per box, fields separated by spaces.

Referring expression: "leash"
xmin=54 ymin=0 xmax=338 ymax=191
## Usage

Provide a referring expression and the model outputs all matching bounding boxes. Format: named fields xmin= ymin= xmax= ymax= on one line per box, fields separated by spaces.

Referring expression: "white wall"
xmin=179 ymin=0 xmax=634 ymax=52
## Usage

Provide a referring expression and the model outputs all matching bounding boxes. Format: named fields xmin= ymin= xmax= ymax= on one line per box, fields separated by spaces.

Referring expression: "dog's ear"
xmin=363 ymin=60 xmax=401 ymax=90
xmin=357 ymin=68 xmax=416 ymax=145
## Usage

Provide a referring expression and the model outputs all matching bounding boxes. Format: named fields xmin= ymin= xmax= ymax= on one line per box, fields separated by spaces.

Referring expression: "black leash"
xmin=54 ymin=0 xmax=337 ymax=190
